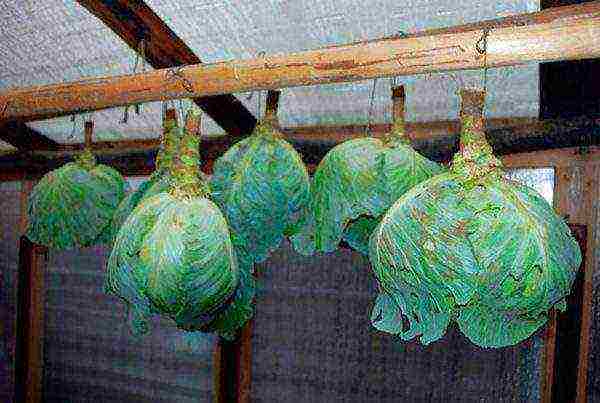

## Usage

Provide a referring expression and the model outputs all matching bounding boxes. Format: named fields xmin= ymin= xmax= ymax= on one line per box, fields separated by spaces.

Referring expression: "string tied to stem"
xmin=122 ymin=38 xmax=147 ymax=124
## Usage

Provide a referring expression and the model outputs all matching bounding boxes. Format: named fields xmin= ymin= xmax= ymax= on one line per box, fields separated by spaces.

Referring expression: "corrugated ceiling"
xmin=0 ymin=0 xmax=540 ymax=144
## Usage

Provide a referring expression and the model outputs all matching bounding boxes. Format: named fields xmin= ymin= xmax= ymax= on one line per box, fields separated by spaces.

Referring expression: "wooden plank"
xmin=576 ymin=161 xmax=600 ymax=402
xmin=542 ymin=311 xmax=558 ymax=403
xmin=213 ymin=319 xmax=255 ymax=403
xmin=15 ymin=236 xmax=47 ymax=403
xmin=501 ymin=146 xmax=600 ymax=168
xmin=17 ymin=115 xmax=600 ymax=157
xmin=76 ymin=0 xmax=256 ymax=137
xmin=542 ymin=224 xmax=589 ymax=403
xmin=552 ymin=225 xmax=588 ymax=403
xmin=2 ymin=2 xmax=600 ymax=122
xmin=236 ymin=321 xmax=253 ymax=403
xmin=541 ymin=164 xmax=572 ymax=403
xmin=0 ymin=121 xmax=58 ymax=151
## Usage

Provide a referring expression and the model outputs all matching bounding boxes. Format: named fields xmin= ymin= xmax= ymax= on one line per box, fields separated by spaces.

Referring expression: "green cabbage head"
xmin=106 ymin=110 xmax=239 ymax=334
xmin=292 ymin=105 xmax=445 ymax=256
xmin=27 ymin=149 xmax=127 ymax=249
xmin=369 ymin=89 xmax=581 ymax=348
xmin=210 ymin=113 xmax=310 ymax=263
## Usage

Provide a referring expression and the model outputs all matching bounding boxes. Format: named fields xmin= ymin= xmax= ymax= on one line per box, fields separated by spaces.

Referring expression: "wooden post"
xmin=1 ymin=2 xmax=599 ymax=122
xmin=84 ymin=121 xmax=93 ymax=147
xmin=576 ymin=162 xmax=600 ymax=403
xmin=213 ymin=319 xmax=255 ymax=403
xmin=391 ymin=85 xmax=406 ymax=136
xmin=264 ymin=90 xmax=281 ymax=127
xmin=540 ymin=166 xmax=571 ymax=403
xmin=14 ymin=236 xmax=47 ymax=403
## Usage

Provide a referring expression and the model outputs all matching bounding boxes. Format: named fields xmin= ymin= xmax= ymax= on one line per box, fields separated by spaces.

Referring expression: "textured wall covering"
xmin=251 ymin=242 xmax=539 ymax=403
xmin=0 ymin=181 xmax=22 ymax=403
xmin=43 ymin=246 xmax=216 ymax=403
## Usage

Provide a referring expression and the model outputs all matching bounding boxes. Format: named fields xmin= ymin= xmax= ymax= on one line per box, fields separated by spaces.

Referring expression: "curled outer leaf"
xmin=369 ymin=89 xmax=581 ymax=347
xmin=180 ymin=238 xmax=256 ymax=340
xmin=342 ymin=216 xmax=379 ymax=256
xmin=27 ymin=150 xmax=127 ymax=250
xmin=299 ymin=134 xmax=444 ymax=255
xmin=210 ymin=120 xmax=310 ymax=263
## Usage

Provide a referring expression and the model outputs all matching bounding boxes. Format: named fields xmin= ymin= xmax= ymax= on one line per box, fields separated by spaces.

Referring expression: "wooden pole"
xmin=14 ymin=236 xmax=47 ymax=403
xmin=264 ymin=90 xmax=281 ymax=126
xmin=1 ymin=2 xmax=599 ymax=123
xmin=76 ymin=0 xmax=257 ymax=137
xmin=391 ymin=85 xmax=406 ymax=135
xmin=84 ymin=121 xmax=93 ymax=148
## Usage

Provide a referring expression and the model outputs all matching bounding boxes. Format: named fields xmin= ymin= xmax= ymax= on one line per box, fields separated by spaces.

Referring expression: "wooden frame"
xmin=7 ymin=138 xmax=599 ymax=403
xmin=14 ymin=236 xmax=47 ymax=403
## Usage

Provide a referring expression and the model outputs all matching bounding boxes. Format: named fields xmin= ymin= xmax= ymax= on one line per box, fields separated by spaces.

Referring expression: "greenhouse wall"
xmin=252 ymin=242 xmax=541 ymax=402
xmin=42 ymin=246 xmax=216 ymax=403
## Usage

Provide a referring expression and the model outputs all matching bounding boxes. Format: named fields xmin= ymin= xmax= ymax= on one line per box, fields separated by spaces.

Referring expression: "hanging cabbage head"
xmin=369 ymin=89 xmax=581 ymax=348
xmin=27 ymin=124 xmax=127 ymax=250
xmin=106 ymin=110 xmax=239 ymax=334
xmin=210 ymin=91 xmax=311 ymax=263
xmin=292 ymin=86 xmax=445 ymax=255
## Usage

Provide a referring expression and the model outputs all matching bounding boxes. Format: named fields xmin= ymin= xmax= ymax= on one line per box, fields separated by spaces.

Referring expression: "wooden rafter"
xmin=1 ymin=116 xmax=598 ymax=177
xmin=18 ymin=115 xmax=600 ymax=156
xmin=76 ymin=0 xmax=257 ymax=138
xmin=0 ymin=121 xmax=59 ymax=151
xmin=1 ymin=1 xmax=599 ymax=123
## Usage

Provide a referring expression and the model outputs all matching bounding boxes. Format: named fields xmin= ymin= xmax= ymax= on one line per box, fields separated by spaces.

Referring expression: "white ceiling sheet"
xmin=146 ymin=0 xmax=540 ymax=127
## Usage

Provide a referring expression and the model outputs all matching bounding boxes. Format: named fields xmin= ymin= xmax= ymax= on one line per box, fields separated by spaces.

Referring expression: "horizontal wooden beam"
xmin=0 ymin=121 xmax=59 ymax=151
xmin=1 ymin=116 xmax=598 ymax=177
xmin=76 ymin=0 xmax=257 ymax=137
xmin=21 ymin=115 xmax=600 ymax=155
xmin=1 ymin=2 xmax=599 ymax=123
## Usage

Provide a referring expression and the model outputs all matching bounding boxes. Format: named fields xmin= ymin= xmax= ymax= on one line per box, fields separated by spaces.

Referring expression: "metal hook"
xmin=476 ymin=28 xmax=491 ymax=56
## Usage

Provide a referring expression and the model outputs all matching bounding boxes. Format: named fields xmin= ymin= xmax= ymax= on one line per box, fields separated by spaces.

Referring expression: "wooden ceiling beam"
xmin=0 ymin=121 xmax=59 ymax=151
xmin=2 ymin=1 xmax=599 ymax=123
xmin=3 ymin=116 xmax=597 ymax=175
xmin=76 ymin=0 xmax=256 ymax=138
xmin=20 ymin=115 xmax=596 ymax=155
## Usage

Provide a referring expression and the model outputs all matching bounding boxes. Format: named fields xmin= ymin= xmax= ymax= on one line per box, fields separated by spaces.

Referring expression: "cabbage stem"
xmin=171 ymin=109 xmax=209 ymax=198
